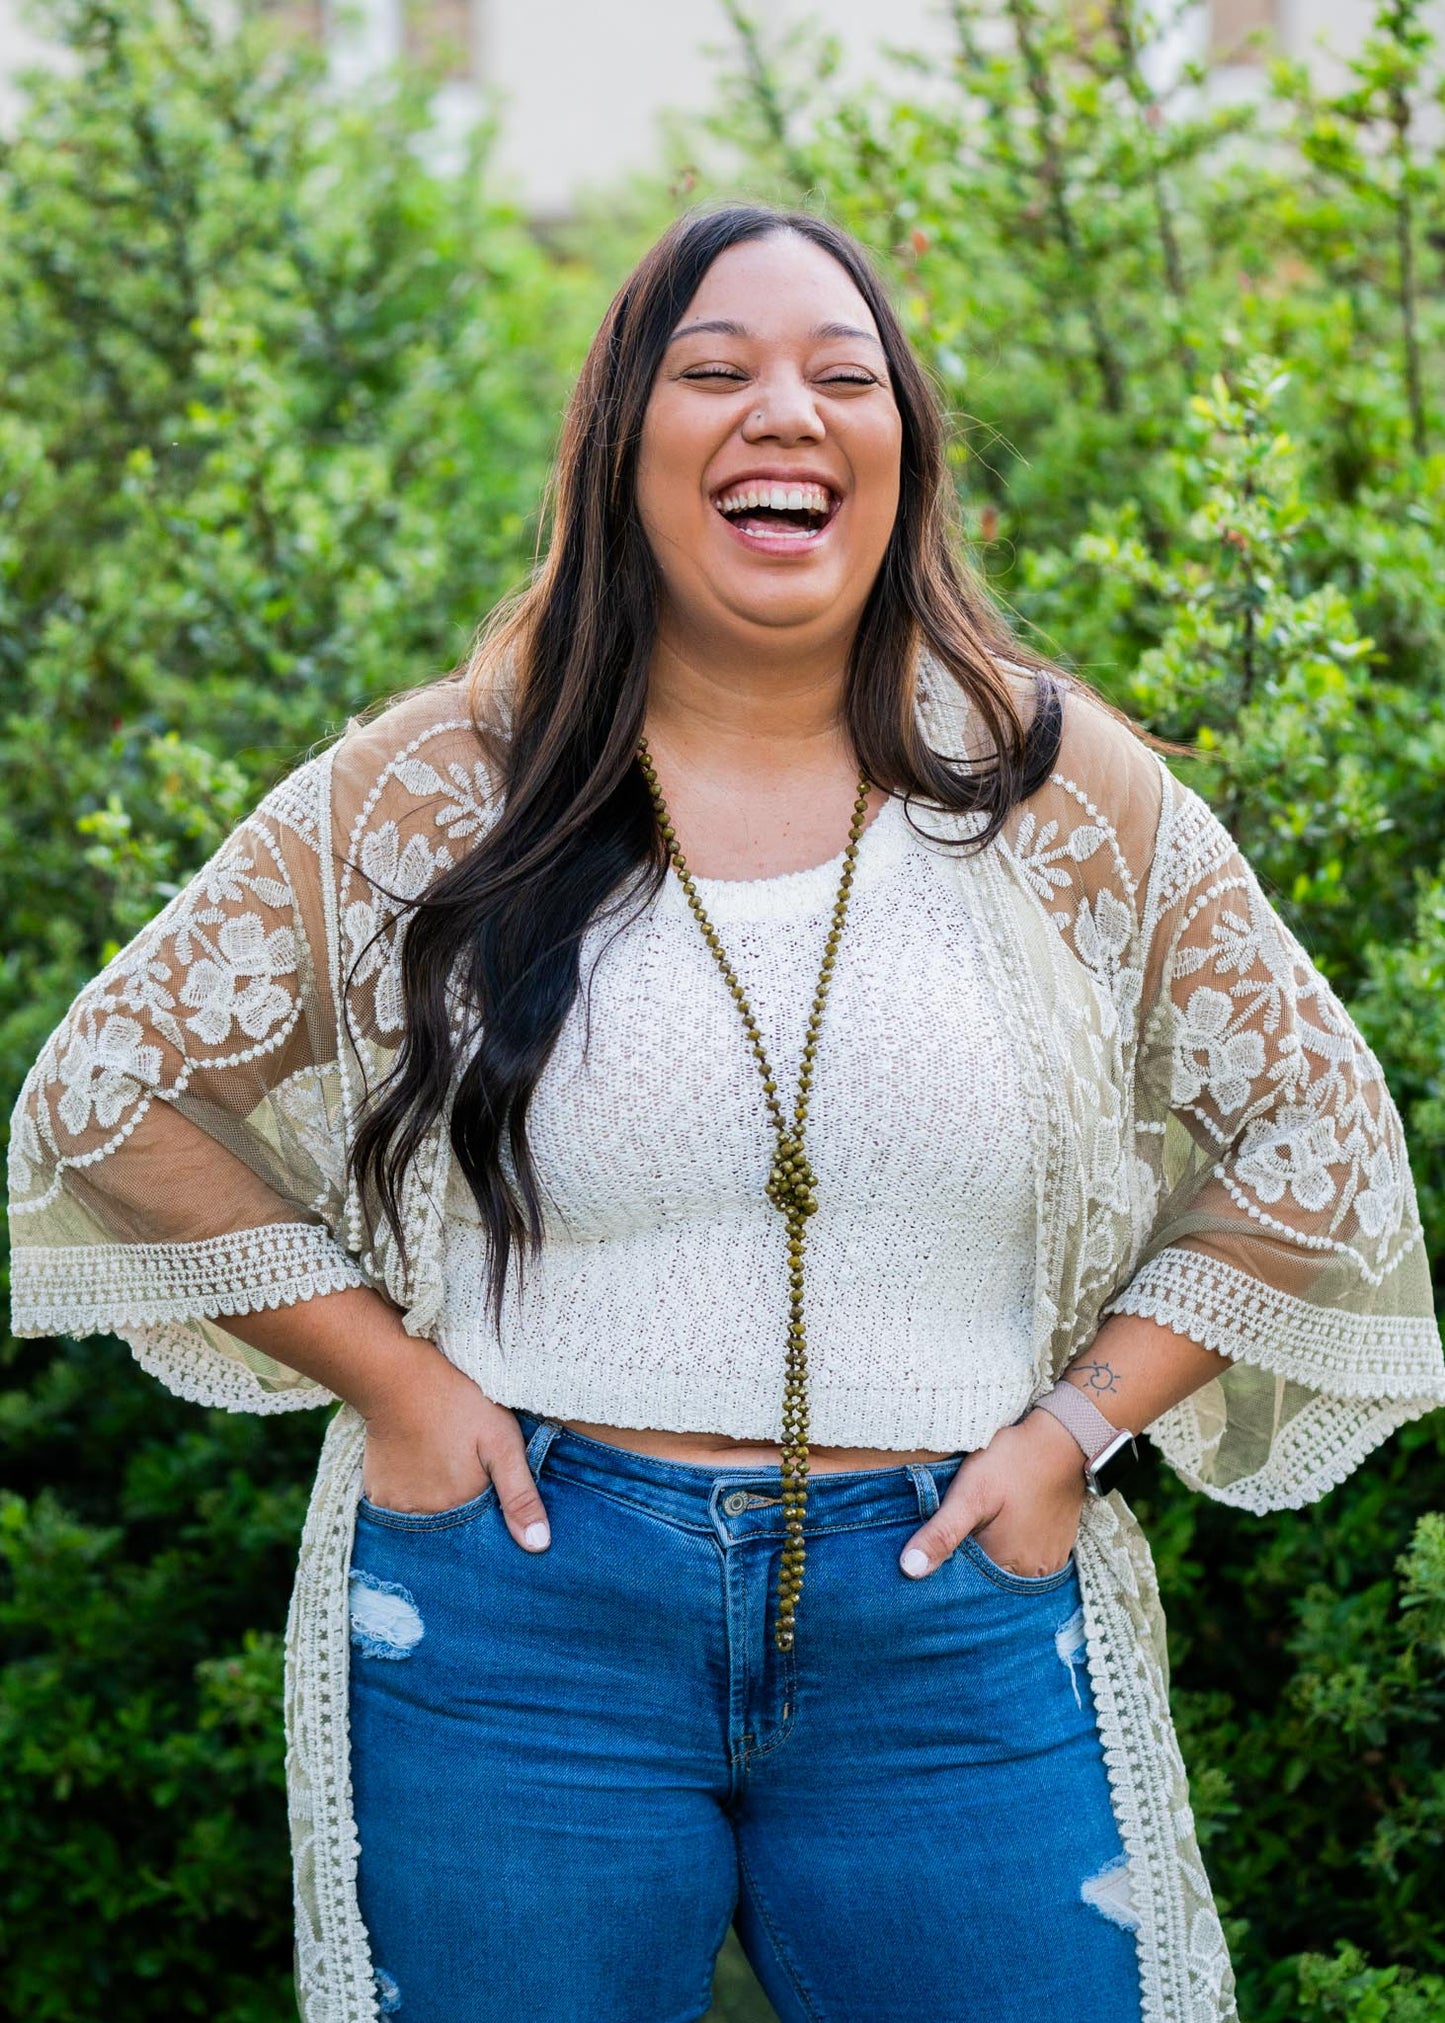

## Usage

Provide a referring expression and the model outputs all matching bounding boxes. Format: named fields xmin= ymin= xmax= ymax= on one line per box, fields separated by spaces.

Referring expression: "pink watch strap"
xmin=1032 ymin=1381 xmax=1122 ymax=1464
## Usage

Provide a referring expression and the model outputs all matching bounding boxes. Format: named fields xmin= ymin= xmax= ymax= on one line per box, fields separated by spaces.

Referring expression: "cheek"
xmin=634 ymin=434 xmax=673 ymax=543
xmin=850 ymin=427 xmax=903 ymax=557
xmin=637 ymin=395 xmax=714 ymax=538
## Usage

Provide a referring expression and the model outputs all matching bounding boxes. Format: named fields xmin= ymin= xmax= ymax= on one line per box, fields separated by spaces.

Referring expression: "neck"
xmin=645 ymin=626 xmax=853 ymax=778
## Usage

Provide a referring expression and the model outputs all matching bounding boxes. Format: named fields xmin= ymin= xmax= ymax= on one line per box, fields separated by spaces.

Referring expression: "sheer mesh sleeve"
xmin=6 ymin=751 xmax=367 ymax=1411
xmin=989 ymin=676 xmax=1443 ymax=1510
xmin=7 ymin=678 xmax=499 ymax=1406
xmin=1110 ymin=776 xmax=1444 ymax=1508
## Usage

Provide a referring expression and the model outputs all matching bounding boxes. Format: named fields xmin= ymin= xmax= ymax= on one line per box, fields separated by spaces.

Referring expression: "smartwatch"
xmin=1032 ymin=1381 xmax=1140 ymax=1497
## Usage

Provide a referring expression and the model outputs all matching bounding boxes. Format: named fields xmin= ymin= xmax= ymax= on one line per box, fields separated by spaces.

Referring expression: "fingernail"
xmin=523 ymin=1521 xmax=550 ymax=1551
xmin=901 ymin=1547 xmax=931 ymax=1579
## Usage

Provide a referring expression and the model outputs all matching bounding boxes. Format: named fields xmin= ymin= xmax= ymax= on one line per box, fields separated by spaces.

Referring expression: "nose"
xmin=740 ymin=367 xmax=825 ymax=446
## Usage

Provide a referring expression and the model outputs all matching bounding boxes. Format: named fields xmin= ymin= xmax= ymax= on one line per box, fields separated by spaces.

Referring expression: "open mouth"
xmin=712 ymin=480 xmax=840 ymax=543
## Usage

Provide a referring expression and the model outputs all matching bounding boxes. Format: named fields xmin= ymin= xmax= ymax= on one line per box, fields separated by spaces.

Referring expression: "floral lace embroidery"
xmin=338 ymin=733 xmax=495 ymax=1043
xmin=1149 ymin=788 xmax=1417 ymax=1287
xmin=10 ymin=763 xmax=326 ymax=1219
xmin=10 ymin=679 xmax=1442 ymax=2023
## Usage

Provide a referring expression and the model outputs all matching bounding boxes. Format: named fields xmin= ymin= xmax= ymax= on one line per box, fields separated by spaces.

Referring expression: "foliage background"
xmin=3 ymin=1 xmax=1445 ymax=2016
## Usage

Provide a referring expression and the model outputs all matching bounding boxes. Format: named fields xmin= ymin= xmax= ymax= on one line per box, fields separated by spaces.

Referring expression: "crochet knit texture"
xmin=9 ymin=670 xmax=1444 ymax=2023
xmin=447 ymin=792 xmax=1039 ymax=1451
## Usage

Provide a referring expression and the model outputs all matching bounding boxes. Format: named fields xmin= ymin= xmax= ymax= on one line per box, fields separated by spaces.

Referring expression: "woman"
xmin=9 ymin=206 xmax=1443 ymax=2023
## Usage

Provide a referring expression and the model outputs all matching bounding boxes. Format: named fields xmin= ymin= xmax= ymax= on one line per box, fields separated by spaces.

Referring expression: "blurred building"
xmin=0 ymin=0 xmax=1412 ymax=214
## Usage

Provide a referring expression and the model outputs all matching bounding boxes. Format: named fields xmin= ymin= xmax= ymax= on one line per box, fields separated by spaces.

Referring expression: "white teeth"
xmin=714 ymin=480 xmax=835 ymax=517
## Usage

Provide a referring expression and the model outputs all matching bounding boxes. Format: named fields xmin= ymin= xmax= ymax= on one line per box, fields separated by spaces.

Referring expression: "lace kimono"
xmin=9 ymin=672 xmax=1443 ymax=2023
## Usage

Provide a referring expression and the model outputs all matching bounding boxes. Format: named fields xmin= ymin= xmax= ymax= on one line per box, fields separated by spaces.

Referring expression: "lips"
xmin=710 ymin=473 xmax=842 ymax=547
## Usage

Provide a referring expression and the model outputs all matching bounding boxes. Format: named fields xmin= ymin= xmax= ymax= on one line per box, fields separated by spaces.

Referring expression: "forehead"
xmin=675 ymin=233 xmax=881 ymax=344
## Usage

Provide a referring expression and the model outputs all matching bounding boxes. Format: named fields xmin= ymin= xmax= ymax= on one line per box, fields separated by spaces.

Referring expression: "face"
xmin=636 ymin=231 xmax=904 ymax=651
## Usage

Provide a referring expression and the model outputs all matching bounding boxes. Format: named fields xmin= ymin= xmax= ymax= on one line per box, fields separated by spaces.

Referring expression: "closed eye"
xmin=679 ymin=366 xmax=881 ymax=387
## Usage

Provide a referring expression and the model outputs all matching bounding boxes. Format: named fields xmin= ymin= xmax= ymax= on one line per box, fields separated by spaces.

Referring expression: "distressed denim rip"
xmin=348 ymin=1414 xmax=1144 ymax=2023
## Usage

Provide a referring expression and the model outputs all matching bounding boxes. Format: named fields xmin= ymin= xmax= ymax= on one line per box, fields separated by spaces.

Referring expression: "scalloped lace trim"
xmin=9 ymin=1225 xmax=369 ymax=1337
xmin=1151 ymin=1388 xmax=1442 ymax=1516
xmin=1078 ymin=1503 xmax=1239 ymax=2022
xmin=1108 ymin=1248 xmax=1445 ymax=1396
xmin=288 ymin=1409 xmax=381 ymax=2022
xmin=121 ymin=1323 xmax=331 ymax=1415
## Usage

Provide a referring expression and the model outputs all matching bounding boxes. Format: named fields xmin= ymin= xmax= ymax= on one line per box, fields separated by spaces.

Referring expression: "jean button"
xmin=723 ymin=1490 xmax=750 ymax=1516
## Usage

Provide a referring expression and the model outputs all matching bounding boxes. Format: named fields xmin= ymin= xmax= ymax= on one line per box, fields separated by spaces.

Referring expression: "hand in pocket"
xmin=363 ymin=1359 xmax=550 ymax=1552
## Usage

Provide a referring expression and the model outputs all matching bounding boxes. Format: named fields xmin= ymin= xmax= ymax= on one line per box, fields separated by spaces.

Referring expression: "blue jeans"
xmin=349 ymin=1415 xmax=1143 ymax=2023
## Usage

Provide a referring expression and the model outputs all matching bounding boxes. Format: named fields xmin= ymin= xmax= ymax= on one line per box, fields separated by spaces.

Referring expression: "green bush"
xmin=1298 ymin=1942 xmax=1445 ymax=2023
xmin=0 ymin=4 xmax=608 ymax=2014
xmin=2 ymin=1 xmax=1444 ymax=2016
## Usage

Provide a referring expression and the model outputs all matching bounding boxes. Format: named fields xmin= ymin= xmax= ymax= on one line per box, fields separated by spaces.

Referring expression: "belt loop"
xmin=525 ymin=1417 xmax=562 ymax=1481
xmin=907 ymin=1463 xmax=940 ymax=1519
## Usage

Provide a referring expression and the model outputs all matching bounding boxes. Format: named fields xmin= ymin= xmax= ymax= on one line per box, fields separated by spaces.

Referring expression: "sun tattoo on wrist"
xmin=1070 ymin=1359 xmax=1122 ymax=1396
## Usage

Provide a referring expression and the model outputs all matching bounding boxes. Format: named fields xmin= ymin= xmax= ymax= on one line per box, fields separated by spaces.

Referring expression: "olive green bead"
xmin=637 ymin=735 xmax=869 ymax=1654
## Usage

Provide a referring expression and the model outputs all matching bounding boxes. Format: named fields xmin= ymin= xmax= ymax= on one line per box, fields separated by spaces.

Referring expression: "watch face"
xmin=1089 ymin=1430 xmax=1139 ymax=1497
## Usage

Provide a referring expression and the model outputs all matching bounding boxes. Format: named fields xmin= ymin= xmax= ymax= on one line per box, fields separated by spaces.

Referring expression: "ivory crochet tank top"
xmin=437 ymin=795 xmax=1039 ymax=1453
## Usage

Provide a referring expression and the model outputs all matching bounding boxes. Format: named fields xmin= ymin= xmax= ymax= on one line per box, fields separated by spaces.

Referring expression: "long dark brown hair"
xmin=352 ymin=204 xmax=1066 ymax=1310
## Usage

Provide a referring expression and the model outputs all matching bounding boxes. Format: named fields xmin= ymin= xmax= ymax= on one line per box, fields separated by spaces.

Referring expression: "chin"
xmin=715 ymin=572 xmax=856 ymax=633
xmin=730 ymin=596 xmax=848 ymax=635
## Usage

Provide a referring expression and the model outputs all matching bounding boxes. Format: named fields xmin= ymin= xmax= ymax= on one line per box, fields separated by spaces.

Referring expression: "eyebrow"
xmin=668 ymin=317 xmax=885 ymax=350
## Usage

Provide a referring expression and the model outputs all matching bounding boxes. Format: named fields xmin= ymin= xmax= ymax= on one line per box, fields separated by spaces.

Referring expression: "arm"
xmin=222 ymin=1286 xmax=552 ymax=1551
xmin=899 ymin=1314 xmax=1229 ymax=1580
xmin=7 ymin=756 xmax=370 ymax=1408
xmin=8 ymin=684 xmax=511 ymax=1424
xmin=902 ymin=688 xmax=1442 ymax=1580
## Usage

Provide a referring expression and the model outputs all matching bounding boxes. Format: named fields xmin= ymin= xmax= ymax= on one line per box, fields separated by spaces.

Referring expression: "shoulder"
xmin=1041 ymin=687 xmax=1248 ymax=930
xmin=329 ymin=675 xmax=494 ymax=806
xmin=1039 ymin=681 xmax=1166 ymax=859
xmin=917 ymin=654 xmax=1168 ymax=899
xmin=922 ymin=655 xmax=1163 ymax=840
xmin=326 ymin=677 xmax=502 ymax=868
xmin=991 ymin=680 xmax=1170 ymax=958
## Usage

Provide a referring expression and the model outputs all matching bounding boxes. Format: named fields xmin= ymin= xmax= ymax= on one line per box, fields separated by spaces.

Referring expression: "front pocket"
xmin=960 ymin=1535 xmax=1076 ymax=1595
xmin=357 ymin=1484 xmax=499 ymax=1532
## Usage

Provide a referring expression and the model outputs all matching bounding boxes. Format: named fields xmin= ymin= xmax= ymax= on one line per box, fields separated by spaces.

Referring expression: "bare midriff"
xmin=562 ymin=1419 xmax=954 ymax=1472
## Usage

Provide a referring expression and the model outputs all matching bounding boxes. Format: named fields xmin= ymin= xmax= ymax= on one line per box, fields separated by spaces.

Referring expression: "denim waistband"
xmin=515 ymin=1412 xmax=966 ymax=1541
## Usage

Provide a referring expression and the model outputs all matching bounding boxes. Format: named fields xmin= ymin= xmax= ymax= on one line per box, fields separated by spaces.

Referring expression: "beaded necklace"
xmin=636 ymin=739 xmax=872 ymax=1651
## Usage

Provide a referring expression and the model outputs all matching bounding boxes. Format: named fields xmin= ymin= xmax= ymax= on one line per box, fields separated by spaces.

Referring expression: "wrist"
xmin=1016 ymin=1406 xmax=1089 ymax=1483
xmin=350 ymin=1330 xmax=462 ymax=1427
xmin=1032 ymin=1377 xmax=1140 ymax=1497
